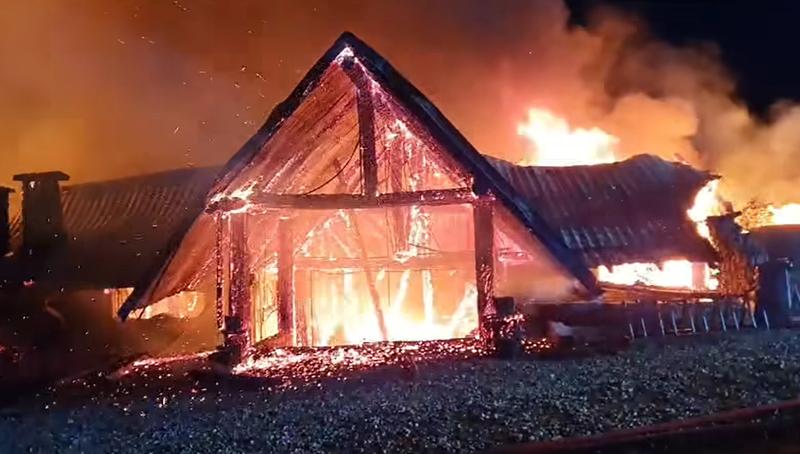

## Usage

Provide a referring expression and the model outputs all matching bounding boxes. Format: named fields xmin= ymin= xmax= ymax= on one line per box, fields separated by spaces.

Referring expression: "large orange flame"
xmin=517 ymin=108 xmax=617 ymax=166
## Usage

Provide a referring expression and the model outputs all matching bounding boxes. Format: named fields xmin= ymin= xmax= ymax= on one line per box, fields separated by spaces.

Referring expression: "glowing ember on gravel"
xmin=235 ymin=339 xmax=491 ymax=382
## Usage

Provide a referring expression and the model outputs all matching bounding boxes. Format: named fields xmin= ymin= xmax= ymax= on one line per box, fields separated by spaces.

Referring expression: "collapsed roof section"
xmin=118 ymin=32 xmax=600 ymax=320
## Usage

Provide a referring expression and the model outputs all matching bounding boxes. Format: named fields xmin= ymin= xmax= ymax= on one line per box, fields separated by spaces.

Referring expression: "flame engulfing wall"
xmin=2 ymin=0 xmax=799 ymax=209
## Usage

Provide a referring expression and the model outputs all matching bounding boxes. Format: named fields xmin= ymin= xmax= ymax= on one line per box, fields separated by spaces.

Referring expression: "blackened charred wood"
xmin=242 ymin=188 xmax=475 ymax=210
xmin=473 ymin=197 xmax=495 ymax=334
xmin=226 ymin=213 xmax=251 ymax=350
xmin=214 ymin=213 xmax=226 ymax=331
xmin=277 ymin=216 xmax=296 ymax=341
xmin=294 ymin=269 xmax=310 ymax=346
xmin=342 ymin=57 xmax=379 ymax=197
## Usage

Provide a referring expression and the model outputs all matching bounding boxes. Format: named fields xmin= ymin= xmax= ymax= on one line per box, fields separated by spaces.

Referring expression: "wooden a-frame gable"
xmin=119 ymin=32 xmax=599 ymax=325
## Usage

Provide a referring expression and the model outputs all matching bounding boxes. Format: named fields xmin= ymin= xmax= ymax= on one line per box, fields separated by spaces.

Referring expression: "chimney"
xmin=12 ymin=171 xmax=70 ymax=255
xmin=0 ymin=187 xmax=13 ymax=256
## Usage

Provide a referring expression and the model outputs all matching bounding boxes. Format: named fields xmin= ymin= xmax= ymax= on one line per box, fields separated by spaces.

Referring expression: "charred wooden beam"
xmin=242 ymin=188 xmax=475 ymax=210
xmin=342 ymin=57 xmax=378 ymax=197
xmin=226 ymin=213 xmax=252 ymax=350
xmin=473 ymin=197 xmax=495 ymax=333
xmin=294 ymin=269 xmax=310 ymax=346
xmin=294 ymin=251 xmax=475 ymax=271
xmin=277 ymin=216 xmax=296 ymax=341
xmin=214 ymin=212 xmax=225 ymax=331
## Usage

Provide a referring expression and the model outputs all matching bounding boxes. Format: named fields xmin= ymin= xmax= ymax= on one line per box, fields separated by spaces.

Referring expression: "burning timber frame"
xmin=203 ymin=47 xmax=525 ymax=349
xmin=208 ymin=192 xmax=498 ymax=350
xmin=118 ymin=33 xmax=601 ymax=353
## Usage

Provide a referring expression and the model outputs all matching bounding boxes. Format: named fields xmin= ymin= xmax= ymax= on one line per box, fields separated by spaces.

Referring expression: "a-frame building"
xmin=119 ymin=32 xmax=599 ymax=350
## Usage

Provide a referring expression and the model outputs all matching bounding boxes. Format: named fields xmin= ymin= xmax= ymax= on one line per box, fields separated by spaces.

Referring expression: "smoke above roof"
xmin=0 ymin=0 xmax=798 ymax=207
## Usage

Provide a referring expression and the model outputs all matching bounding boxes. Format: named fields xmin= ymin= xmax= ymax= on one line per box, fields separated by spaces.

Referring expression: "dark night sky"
xmin=568 ymin=0 xmax=800 ymax=115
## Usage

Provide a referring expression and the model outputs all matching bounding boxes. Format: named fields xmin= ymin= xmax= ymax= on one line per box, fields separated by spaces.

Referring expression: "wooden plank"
xmin=276 ymin=216 xmax=295 ymax=341
xmin=342 ymin=58 xmax=378 ymax=196
xmin=214 ymin=212 xmax=225 ymax=331
xmin=239 ymin=187 xmax=475 ymax=210
xmin=473 ymin=198 xmax=495 ymax=332
xmin=295 ymin=251 xmax=474 ymax=270
xmin=227 ymin=213 xmax=251 ymax=348
xmin=294 ymin=269 xmax=310 ymax=346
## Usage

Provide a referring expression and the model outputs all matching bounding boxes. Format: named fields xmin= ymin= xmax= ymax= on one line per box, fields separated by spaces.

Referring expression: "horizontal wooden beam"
xmin=209 ymin=187 xmax=476 ymax=212
xmin=293 ymin=251 xmax=475 ymax=271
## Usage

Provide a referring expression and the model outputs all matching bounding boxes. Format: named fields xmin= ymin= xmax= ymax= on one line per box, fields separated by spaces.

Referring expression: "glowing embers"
xmin=233 ymin=338 xmax=489 ymax=379
xmin=596 ymin=260 xmax=718 ymax=290
xmin=517 ymin=108 xmax=618 ymax=166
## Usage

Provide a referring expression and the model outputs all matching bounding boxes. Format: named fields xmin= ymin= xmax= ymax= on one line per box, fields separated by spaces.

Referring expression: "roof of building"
xmin=1 ymin=154 xmax=718 ymax=295
xmin=487 ymin=155 xmax=718 ymax=267
xmin=3 ymin=167 xmax=219 ymax=291
xmin=0 ymin=34 xmax=720 ymax=310
xmin=118 ymin=32 xmax=602 ymax=319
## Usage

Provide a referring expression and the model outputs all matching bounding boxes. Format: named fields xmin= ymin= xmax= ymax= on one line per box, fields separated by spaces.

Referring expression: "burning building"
xmin=488 ymin=155 xmax=720 ymax=297
xmin=2 ymin=33 xmax=793 ymax=360
xmin=117 ymin=32 xmax=602 ymax=352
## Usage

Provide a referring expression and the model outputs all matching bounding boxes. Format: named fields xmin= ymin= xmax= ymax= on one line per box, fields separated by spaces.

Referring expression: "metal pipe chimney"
xmin=12 ymin=171 xmax=70 ymax=256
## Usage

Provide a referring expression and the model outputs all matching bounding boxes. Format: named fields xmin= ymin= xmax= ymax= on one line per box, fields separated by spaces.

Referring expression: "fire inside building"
xmin=0 ymin=33 xmax=797 ymax=363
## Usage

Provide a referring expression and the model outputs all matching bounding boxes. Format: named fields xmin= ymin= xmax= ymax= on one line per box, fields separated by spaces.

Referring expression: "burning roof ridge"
xmin=484 ymin=153 xmax=708 ymax=172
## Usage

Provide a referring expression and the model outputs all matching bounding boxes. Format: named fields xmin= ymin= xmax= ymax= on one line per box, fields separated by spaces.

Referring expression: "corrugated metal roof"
xmin=5 ymin=167 xmax=218 ymax=290
xmin=487 ymin=155 xmax=718 ymax=267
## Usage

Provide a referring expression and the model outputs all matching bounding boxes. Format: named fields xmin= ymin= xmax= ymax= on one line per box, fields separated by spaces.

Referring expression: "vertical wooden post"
xmin=227 ymin=212 xmax=251 ymax=350
xmin=473 ymin=197 xmax=495 ymax=335
xmin=277 ymin=216 xmax=296 ymax=344
xmin=214 ymin=212 xmax=225 ymax=332
xmin=294 ymin=269 xmax=310 ymax=346
xmin=343 ymin=58 xmax=378 ymax=197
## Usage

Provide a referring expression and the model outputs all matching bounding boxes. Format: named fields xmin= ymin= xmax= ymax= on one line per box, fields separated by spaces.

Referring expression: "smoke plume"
xmin=1 ymin=0 xmax=797 ymax=206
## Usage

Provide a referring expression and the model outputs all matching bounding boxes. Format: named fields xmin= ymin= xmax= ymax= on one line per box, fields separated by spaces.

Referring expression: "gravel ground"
xmin=2 ymin=330 xmax=800 ymax=453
